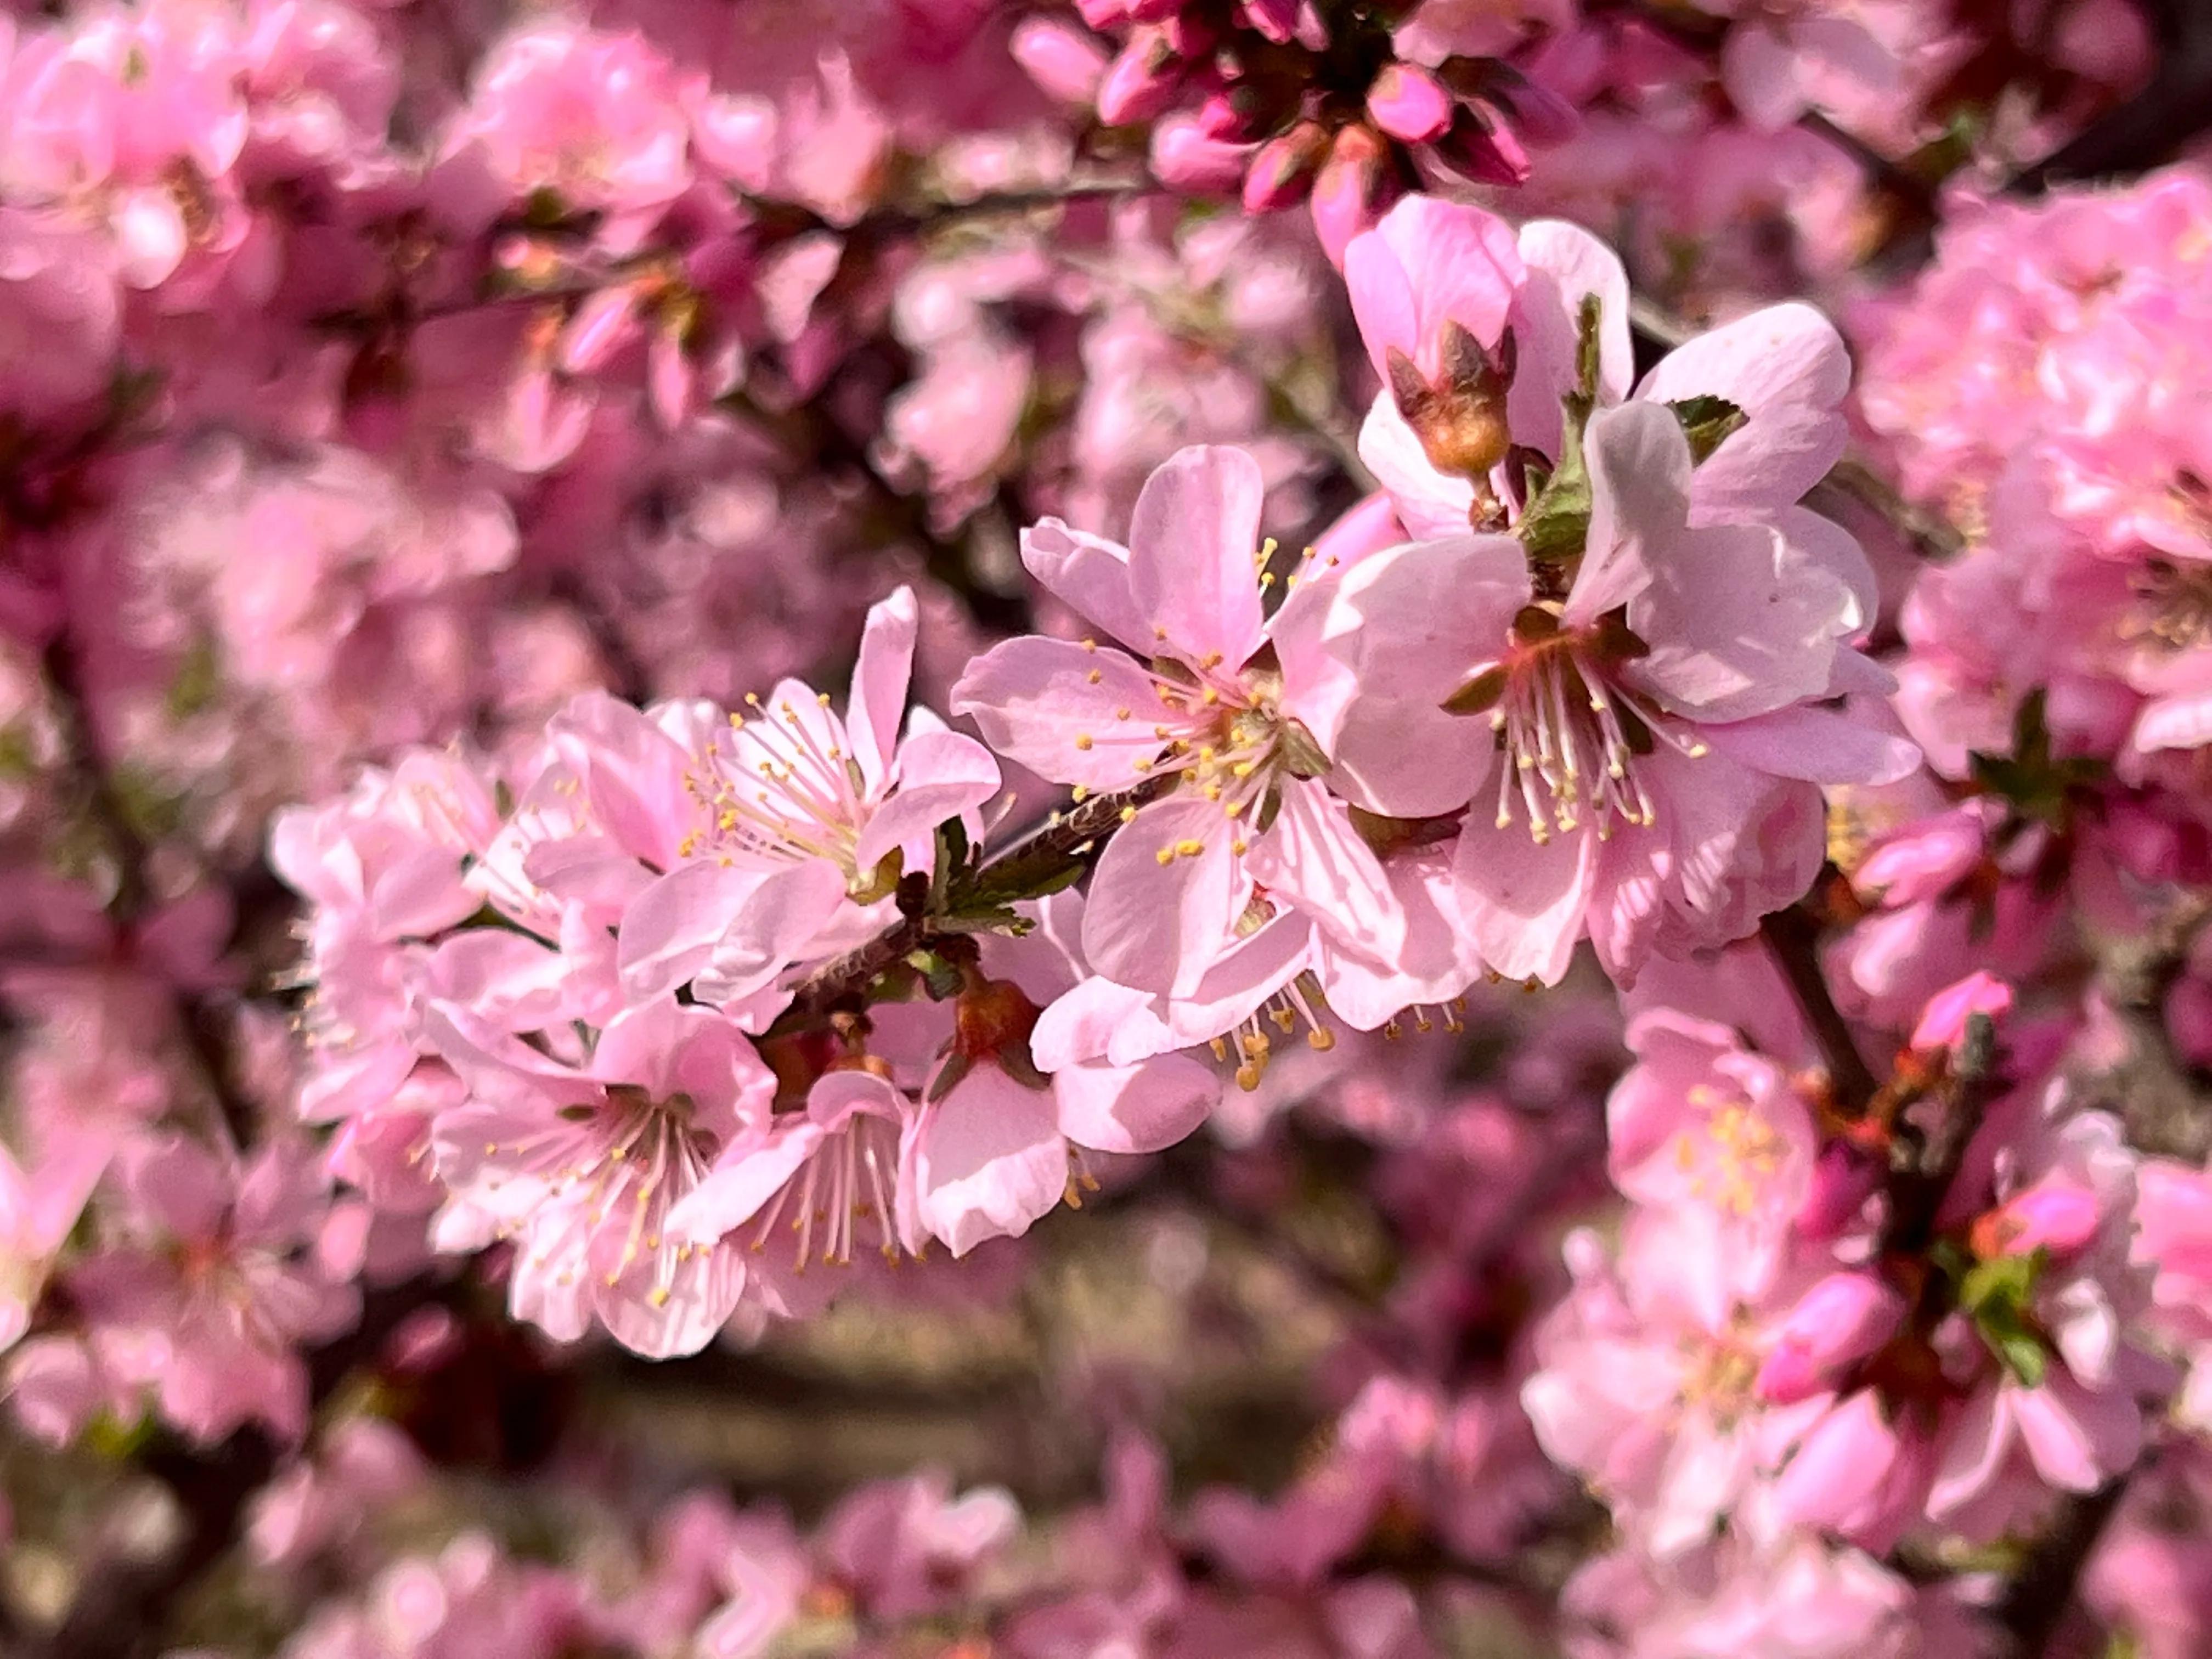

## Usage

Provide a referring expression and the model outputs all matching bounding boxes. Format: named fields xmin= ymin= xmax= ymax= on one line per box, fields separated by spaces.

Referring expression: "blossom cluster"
xmin=3 ymin=0 xmax=2210 ymax=1655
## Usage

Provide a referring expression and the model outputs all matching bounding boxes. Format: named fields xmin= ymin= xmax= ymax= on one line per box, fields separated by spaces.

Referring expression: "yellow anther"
xmin=1075 ymin=734 xmax=1094 ymax=751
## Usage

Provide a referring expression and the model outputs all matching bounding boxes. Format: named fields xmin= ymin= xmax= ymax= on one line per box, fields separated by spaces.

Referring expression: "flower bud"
xmin=1098 ymin=30 xmax=1184 ymax=126
xmin=1240 ymin=120 xmax=1327 ymax=212
xmin=1970 ymin=1181 xmax=2102 ymax=1261
xmin=1367 ymin=64 xmax=1452 ymax=144
xmin=1237 ymin=0 xmax=1301 ymax=44
xmin=1910 ymin=970 xmax=2012 ymax=1053
xmin=1308 ymin=122 xmax=1391 ymax=267
xmin=1433 ymin=106 xmax=1529 ymax=186
xmin=1756 ymin=1272 xmax=1904 ymax=1402
xmin=1011 ymin=17 xmax=1111 ymax=104
xmin=1149 ymin=113 xmax=1252 ymax=193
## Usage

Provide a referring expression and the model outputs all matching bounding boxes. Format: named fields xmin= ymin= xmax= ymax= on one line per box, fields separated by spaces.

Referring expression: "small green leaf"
xmin=1990 ymin=1324 xmax=2047 ymax=1388
xmin=905 ymin=949 xmax=966 ymax=1002
xmin=1667 ymin=394 xmax=1748 ymax=464
xmin=1443 ymin=664 xmax=1510 ymax=717
xmin=1275 ymin=720 xmax=1330 ymax=780
xmin=1518 ymin=413 xmax=1591 ymax=563
xmin=925 ymin=1049 xmax=972 ymax=1103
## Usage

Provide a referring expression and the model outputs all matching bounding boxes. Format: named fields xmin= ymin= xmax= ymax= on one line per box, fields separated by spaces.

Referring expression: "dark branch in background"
xmin=2008 ymin=0 xmax=2212 ymax=192
xmin=1996 ymin=1466 xmax=2140 ymax=1658
xmin=1759 ymin=901 xmax=1881 ymax=1114
xmin=38 ymin=634 xmax=260 ymax=1152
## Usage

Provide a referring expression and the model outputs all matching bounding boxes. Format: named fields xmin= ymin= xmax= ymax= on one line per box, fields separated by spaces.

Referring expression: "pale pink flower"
xmin=67 ymin=1135 xmax=359 ymax=1443
xmin=617 ymin=586 xmax=1001 ymax=1009
xmin=953 ymin=444 xmax=1404 ymax=997
xmin=1607 ymin=1009 xmax=1818 ymax=1272
xmin=1329 ymin=401 xmax=1910 ymax=984
xmin=423 ymin=996 xmax=775 ymax=1357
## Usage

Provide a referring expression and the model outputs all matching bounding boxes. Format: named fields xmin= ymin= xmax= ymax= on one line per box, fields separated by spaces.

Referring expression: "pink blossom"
xmin=423 ymin=996 xmax=775 ymax=1357
xmin=66 ymin=1135 xmax=359 ymax=1443
xmin=1329 ymin=400 xmax=1909 ymax=985
xmin=953 ymin=444 xmax=1406 ymax=997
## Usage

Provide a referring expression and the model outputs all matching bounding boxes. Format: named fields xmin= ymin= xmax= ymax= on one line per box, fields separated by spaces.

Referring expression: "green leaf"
xmin=905 ymin=949 xmax=966 ymax=1002
xmin=1518 ymin=410 xmax=1591 ymax=563
xmin=1442 ymin=664 xmax=1510 ymax=717
xmin=1667 ymin=394 xmax=1748 ymax=464
xmin=1573 ymin=292 xmax=1602 ymax=406
xmin=1275 ymin=720 xmax=1330 ymax=780
xmin=1989 ymin=1323 xmax=2048 ymax=1388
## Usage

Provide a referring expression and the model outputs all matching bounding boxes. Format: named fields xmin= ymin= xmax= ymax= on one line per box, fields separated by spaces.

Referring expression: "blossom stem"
xmin=1759 ymin=905 xmax=1880 ymax=1115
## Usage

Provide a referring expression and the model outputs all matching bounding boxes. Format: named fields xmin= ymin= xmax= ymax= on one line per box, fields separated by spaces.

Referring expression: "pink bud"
xmin=1756 ymin=1272 xmax=1904 ymax=1403
xmin=1237 ymin=0 xmax=1300 ymax=43
xmin=1433 ymin=107 xmax=1530 ymax=185
xmin=1367 ymin=64 xmax=1452 ymax=144
xmin=1240 ymin=120 xmax=1327 ymax=213
xmin=1011 ymin=18 xmax=1111 ymax=105
xmin=1196 ymin=90 xmax=1255 ymax=141
xmin=1797 ymin=1142 xmax=1881 ymax=1239
xmin=1149 ymin=113 xmax=1253 ymax=193
xmin=1973 ymin=1181 xmax=2102 ymax=1261
xmin=1097 ymin=30 xmax=1184 ymax=126
xmin=1910 ymin=970 xmax=2012 ymax=1053
xmin=1308 ymin=123 xmax=1390 ymax=267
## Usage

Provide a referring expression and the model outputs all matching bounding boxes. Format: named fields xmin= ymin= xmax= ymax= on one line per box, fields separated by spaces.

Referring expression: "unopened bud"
xmin=1434 ymin=106 xmax=1530 ymax=186
xmin=1150 ymin=113 xmax=1252 ymax=193
xmin=1367 ymin=64 xmax=1453 ymax=144
xmin=1970 ymin=1182 xmax=2102 ymax=1261
xmin=1309 ymin=123 xmax=1393 ymax=267
xmin=1756 ymin=1273 xmax=1904 ymax=1402
xmin=1241 ymin=121 xmax=1328 ymax=212
xmin=1098 ymin=29 xmax=1184 ymax=126
xmin=1237 ymin=0 xmax=1301 ymax=44
xmin=1011 ymin=17 xmax=1110 ymax=104
xmin=1386 ymin=319 xmax=1513 ymax=478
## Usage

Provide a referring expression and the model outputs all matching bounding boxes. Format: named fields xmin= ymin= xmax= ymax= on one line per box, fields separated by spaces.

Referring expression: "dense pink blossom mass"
xmin=2 ymin=0 xmax=2210 ymax=1654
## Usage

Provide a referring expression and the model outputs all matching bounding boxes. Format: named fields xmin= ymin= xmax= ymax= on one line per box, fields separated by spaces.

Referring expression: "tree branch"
xmin=1760 ymin=903 xmax=1881 ymax=1115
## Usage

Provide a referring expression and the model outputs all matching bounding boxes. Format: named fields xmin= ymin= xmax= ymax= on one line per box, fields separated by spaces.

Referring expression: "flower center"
xmin=490 ymin=1086 xmax=718 ymax=1307
xmin=1483 ymin=610 xmax=1701 ymax=844
xmin=686 ymin=692 xmax=866 ymax=877
xmin=2128 ymin=557 xmax=2212 ymax=653
xmin=747 ymin=1111 xmax=911 ymax=1272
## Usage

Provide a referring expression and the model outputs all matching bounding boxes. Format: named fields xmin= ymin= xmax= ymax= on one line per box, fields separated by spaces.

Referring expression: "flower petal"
xmin=951 ymin=636 xmax=1171 ymax=792
xmin=912 ymin=1064 xmax=1066 ymax=1256
xmin=1081 ymin=795 xmax=1244 ymax=998
xmin=1055 ymin=1053 xmax=1219 ymax=1155
xmin=1127 ymin=445 xmax=1267 ymax=669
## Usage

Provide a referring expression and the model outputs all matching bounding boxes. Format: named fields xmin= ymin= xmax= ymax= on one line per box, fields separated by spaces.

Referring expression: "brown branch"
xmin=1995 ymin=1464 xmax=2140 ymax=1657
xmin=781 ymin=777 xmax=1169 ymax=1023
xmin=37 ymin=635 xmax=261 ymax=1151
xmin=1760 ymin=903 xmax=1881 ymax=1115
